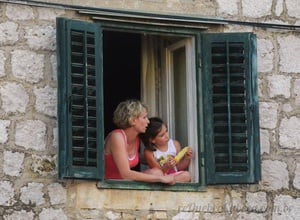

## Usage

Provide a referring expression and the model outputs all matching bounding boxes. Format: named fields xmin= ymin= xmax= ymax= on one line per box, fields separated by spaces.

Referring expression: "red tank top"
xmin=105 ymin=129 xmax=140 ymax=179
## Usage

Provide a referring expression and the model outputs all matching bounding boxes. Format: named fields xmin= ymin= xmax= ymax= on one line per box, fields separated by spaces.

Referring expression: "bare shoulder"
xmin=172 ymin=139 xmax=182 ymax=153
xmin=105 ymin=130 xmax=125 ymax=153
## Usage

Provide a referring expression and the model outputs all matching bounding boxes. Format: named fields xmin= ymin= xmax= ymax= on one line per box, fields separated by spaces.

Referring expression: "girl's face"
xmin=131 ymin=111 xmax=149 ymax=133
xmin=151 ymin=124 xmax=169 ymax=146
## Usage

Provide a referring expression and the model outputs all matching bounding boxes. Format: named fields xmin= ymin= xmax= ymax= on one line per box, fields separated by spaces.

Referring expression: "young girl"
xmin=104 ymin=100 xmax=176 ymax=185
xmin=140 ymin=117 xmax=193 ymax=182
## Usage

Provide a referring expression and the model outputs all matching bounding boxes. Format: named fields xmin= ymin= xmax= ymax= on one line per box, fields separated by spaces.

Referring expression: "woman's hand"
xmin=160 ymin=175 xmax=176 ymax=185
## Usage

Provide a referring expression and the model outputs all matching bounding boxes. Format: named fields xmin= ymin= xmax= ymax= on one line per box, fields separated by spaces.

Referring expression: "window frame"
xmin=164 ymin=38 xmax=199 ymax=183
xmin=57 ymin=17 xmax=261 ymax=191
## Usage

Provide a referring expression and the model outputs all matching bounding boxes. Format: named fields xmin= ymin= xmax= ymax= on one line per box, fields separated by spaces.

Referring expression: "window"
xmin=57 ymin=17 xmax=261 ymax=190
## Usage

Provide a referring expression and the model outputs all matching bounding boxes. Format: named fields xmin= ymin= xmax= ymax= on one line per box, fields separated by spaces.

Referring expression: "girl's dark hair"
xmin=139 ymin=117 xmax=165 ymax=151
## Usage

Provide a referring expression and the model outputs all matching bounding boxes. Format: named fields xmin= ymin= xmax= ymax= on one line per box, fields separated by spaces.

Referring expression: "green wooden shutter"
xmin=57 ymin=18 xmax=103 ymax=180
xmin=201 ymin=33 xmax=261 ymax=184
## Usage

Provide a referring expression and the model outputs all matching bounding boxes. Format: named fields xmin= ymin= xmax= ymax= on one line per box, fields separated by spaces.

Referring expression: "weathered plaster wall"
xmin=0 ymin=0 xmax=299 ymax=219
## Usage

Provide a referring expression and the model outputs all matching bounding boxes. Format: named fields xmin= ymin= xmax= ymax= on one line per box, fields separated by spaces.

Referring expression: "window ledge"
xmin=96 ymin=180 xmax=206 ymax=192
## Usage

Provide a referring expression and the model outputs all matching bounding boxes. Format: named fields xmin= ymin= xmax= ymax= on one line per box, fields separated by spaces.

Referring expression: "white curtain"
xmin=141 ymin=35 xmax=157 ymax=117
xmin=140 ymin=35 xmax=158 ymax=170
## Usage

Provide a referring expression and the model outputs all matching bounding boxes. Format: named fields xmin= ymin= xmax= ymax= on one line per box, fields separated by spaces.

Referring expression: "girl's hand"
xmin=160 ymin=156 xmax=176 ymax=173
xmin=184 ymin=148 xmax=193 ymax=160
xmin=165 ymin=157 xmax=176 ymax=169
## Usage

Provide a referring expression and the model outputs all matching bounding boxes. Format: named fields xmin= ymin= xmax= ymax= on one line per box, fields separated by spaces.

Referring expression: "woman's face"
xmin=131 ymin=111 xmax=149 ymax=133
xmin=151 ymin=124 xmax=169 ymax=146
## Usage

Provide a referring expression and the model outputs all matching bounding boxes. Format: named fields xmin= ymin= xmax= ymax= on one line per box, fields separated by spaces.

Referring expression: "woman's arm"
xmin=107 ymin=132 xmax=175 ymax=184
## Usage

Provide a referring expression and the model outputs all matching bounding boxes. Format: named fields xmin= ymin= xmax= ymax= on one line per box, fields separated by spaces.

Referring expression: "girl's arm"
xmin=144 ymin=149 xmax=161 ymax=169
xmin=173 ymin=140 xmax=192 ymax=171
xmin=107 ymin=132 xmax=175 ymax=184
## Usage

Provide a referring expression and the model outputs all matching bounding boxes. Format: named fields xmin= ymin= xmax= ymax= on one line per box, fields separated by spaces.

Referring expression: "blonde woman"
xmin=104 ymin=99 xmax=175 ymax=185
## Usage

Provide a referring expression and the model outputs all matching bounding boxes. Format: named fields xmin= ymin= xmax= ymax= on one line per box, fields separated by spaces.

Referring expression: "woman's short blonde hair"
xmin=113 ymin=99 xmax=148 ymax=129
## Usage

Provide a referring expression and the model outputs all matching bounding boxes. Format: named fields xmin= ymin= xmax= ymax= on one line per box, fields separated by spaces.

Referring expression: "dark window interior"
xmin=103 ymin=31 xmax=141 ymax=137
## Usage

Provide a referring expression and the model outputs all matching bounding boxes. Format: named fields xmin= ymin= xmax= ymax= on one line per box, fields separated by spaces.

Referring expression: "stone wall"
xmin=0 ymin=1 xmax=299 ymax=219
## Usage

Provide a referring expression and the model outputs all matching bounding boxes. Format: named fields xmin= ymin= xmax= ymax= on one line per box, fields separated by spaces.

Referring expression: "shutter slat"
xmin=70 ymin=27 xmax=98 ymax=168
xmin=57 ymin=17 xmax=103 ymax=180
xmin=202 ymin=33 xmax=261 ymax=184
xmin=211 ymin=38 xmax=249 ymax=174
